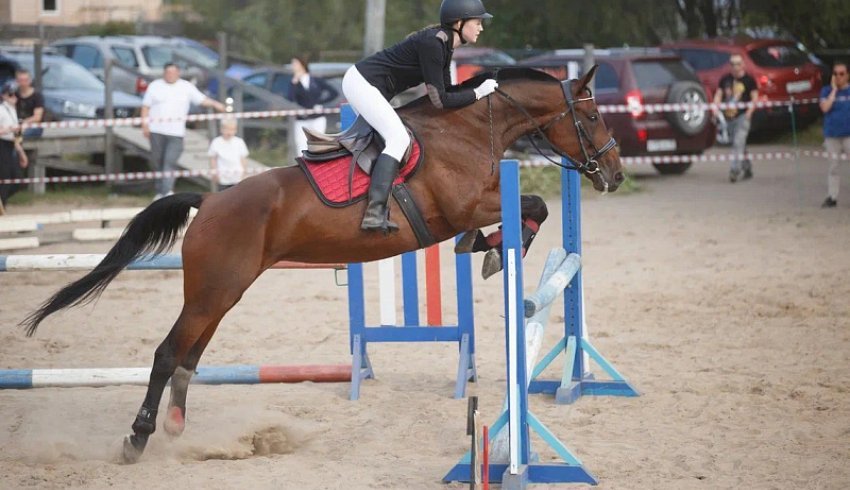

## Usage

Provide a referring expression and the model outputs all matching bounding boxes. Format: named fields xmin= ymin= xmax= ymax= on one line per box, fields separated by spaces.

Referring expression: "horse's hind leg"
xmin=121 ymin=308 xmax=212 ymax=462
xmin=162 ymin=325 xmax=219 ymax=438
xmin=122 ymin=272 xmax=254 ymax=463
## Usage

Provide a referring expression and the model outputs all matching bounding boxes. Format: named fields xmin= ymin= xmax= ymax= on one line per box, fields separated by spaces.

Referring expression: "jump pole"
xmin=342 ymin=104 xmax=476 ymax=401
xmin=0 ymin=364 xmax=351 ymax=389
xmin=0 ymin=254 xmax=346 ymax=272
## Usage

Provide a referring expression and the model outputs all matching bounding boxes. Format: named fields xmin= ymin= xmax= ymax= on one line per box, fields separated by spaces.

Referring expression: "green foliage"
xmin=83 ymin=21 xmax=137 ymax=37
xmin=169 ymin=0 xmax=848 ymax=64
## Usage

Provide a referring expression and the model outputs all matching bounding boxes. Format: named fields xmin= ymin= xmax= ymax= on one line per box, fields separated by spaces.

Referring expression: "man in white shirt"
xmin=208 ymin=118 xmax=249 ymax=190
xmin=142 ymin=63 xmax=226 ymax=199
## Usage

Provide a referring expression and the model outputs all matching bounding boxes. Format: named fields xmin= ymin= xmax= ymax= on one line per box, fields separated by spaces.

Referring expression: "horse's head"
xmin=537 ymin=66 xmax=624 ymax=193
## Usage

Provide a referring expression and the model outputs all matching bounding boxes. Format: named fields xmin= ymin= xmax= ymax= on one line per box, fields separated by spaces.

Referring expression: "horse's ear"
xmin=574 ymin=64 xmax=598 ymax=95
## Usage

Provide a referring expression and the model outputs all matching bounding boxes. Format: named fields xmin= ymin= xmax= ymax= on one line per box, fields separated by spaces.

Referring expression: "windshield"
xmin=16 ymin=57 xmax=104 ymax=90
xmin=142 ymin=44 xmax=175 ymax=68
xmin=748 ymin=44 xmax=809 ymax=68
xmin=632 ymin=60 xmax=698 ymax=90
xmin=174 ymin=45 xmax=218 ymax=69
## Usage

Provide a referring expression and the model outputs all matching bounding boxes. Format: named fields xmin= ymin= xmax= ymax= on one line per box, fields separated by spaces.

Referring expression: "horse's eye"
xmin=589 ymin=113 xmax=599 ymax=122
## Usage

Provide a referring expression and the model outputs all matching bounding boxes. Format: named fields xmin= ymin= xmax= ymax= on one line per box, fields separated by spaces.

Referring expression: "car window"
xmin=239 ymin=73 xmax=269 ymax=103
xmin=141 ymin=45 xmax=175 ymax=68
xmin=271 ymin=74 xmax=291 ymax=97
xmin=594 ymin=62 xmax=619 ymax=91
xmin=631 ymin=60 xmax=697 ymax=90
xmin=70 ymin=44 xmax=103 ymax=69
xmin=748 ymin=44 xmax=809 ymax=68
xmin=110 ymin=46 xmax=139 ymax=68
xmin=173 ymin=45 xmax=218 ymax=69
xmin=15 ymin=58 xmax=104 ymax=90
xmin=676 ymin=49 xmax=729 ymax=70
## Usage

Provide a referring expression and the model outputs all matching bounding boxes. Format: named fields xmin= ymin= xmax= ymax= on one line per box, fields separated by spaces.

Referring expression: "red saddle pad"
xmin=298 ymin=139 xmax=423 ymax=207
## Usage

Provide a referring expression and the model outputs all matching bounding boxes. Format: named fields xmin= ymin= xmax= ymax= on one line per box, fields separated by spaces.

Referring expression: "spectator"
xmin=142 ymin=63 xmax=226 ymax=200
xmin=818 ymin=61 xmax=850 ymax=208
xmin=714 ymin=54 xmax=758 ymax=183
xmin=208 ymin=118 xmax=249 ymax=191
xmin=15 ymin=68 xmax=44 ymax=139
xmin=0 ymin=81 xmax=28 ymax=213
xmin=289 ymin=56 xmax=338 ymax=155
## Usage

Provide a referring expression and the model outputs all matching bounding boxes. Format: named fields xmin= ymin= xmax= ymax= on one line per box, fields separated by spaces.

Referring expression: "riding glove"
xmin=474 ymin=79 xmax=499 ymax=100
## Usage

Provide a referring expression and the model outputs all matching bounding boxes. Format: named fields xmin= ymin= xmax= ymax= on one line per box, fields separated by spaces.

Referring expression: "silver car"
xmin=0 ymin=50 xmax=142 ymax=120
xmin=50 ymin=35 xmax=218 ymax=95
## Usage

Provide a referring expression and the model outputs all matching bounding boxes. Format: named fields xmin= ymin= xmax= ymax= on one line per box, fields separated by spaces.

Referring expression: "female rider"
xmin=342 ymin=0 xmax=498 ymax=232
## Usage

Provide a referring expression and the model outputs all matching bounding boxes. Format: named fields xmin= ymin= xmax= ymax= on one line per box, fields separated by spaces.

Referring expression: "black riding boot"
xmin=361 ymin=154 xmax=400 ymax=233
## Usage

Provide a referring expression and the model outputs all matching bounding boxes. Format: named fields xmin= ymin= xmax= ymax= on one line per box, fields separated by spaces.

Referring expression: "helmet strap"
xmin=453 ymin=19 xmax=469 ymax=45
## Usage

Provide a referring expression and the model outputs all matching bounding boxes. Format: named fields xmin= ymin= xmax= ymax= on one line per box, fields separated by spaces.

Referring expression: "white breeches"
xmin=342 ymin=66 xmax=410 ymax=161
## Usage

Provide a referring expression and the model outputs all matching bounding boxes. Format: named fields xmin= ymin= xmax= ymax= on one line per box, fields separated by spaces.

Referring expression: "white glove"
xmin=474 ymin=79 xmax=499 ymax=100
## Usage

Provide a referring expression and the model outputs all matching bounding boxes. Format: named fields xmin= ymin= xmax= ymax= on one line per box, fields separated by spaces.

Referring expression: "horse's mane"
xmin=457 ymin=67 xmax=560 ymax=89
xmin=400 ymin=67 xmax=560 ymax=112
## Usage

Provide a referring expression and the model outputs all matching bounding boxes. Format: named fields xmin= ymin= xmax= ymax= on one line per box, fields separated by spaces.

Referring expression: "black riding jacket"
xmin=355 ymin=26 xmax=476 ymax=109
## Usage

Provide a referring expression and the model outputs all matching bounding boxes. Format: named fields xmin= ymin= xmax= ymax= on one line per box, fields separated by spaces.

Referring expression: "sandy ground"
xmin=2 ymin=144 xmax=849 ymax=489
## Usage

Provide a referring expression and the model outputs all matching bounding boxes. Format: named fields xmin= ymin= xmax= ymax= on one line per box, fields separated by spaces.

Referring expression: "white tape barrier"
xmin=1 ymin=94 xmax=840 ymax=135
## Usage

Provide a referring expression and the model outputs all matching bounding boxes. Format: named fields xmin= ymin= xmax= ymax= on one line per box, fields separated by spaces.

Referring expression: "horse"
xmin=20 ymin=66 xmax=623 ymax=463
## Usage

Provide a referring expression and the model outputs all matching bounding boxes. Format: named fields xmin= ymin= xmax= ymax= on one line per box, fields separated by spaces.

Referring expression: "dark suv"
xmin=520 ymin=48 xmax=715 ymax=175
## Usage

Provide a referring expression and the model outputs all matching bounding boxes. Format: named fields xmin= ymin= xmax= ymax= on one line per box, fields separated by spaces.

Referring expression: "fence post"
xmin=582 ymin=44 xmax=595 ymax=93
xmin=104 ymin=58 xmax=115 ymax=192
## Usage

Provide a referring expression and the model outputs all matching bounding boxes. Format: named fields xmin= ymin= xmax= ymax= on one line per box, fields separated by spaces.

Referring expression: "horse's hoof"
xmin=122 ymin=435 xmax=145 ymax=464
xmin=454 ymin=230 xmax=478 ymax=254
xmin=481 ymin=249 xmax=503 ymax=280
xmin=163 ymin=407 xmax=185 ymax=438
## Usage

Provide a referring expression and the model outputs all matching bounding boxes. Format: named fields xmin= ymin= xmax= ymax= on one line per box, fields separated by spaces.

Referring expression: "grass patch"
xmin=751 ymin=119 xmax=825 ymax=147
xmin=519 ymin=166 xmax=641 ymax=197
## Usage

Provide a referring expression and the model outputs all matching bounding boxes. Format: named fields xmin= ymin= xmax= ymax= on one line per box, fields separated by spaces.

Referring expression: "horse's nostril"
xmin=614 ymin=172 xmax=625 ymax=184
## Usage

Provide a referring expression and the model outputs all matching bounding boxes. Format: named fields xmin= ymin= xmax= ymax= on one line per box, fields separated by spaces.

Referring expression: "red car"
xmin=452 ymin=47 xmax=517 ymax=83
xmin=663 ymin=37 xmax=823 ymax=128
xmin=520 ymin=49 xmax=715 ymax=175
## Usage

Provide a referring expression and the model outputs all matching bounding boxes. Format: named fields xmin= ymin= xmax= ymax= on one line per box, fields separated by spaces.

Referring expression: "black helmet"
xmin=439 ymin=0 xmax=493 ymax=25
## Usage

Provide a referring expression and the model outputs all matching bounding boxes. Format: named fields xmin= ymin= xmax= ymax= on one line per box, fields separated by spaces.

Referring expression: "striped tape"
xmin=1 ymin=150 xmax=848 ymax=186
xmin=2 ymin=94 xmax=840 ymax=134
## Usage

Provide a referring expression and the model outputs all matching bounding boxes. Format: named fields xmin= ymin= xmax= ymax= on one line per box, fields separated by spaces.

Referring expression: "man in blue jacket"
xmin=820 ymin=61 xmax=850 ymax=208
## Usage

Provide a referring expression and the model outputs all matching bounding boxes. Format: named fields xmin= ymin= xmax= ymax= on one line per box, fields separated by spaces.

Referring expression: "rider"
xmin=342 ymin=0 xmax=499 ymax=233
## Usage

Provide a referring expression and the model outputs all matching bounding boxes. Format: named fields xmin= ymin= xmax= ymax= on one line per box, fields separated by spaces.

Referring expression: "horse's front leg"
xmin=455 ymin=194 xmax=549 ymax=279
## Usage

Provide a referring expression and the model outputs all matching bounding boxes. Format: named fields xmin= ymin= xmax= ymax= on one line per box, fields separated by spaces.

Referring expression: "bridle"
xmin=489 ymin=79 xmax=618 ymax=176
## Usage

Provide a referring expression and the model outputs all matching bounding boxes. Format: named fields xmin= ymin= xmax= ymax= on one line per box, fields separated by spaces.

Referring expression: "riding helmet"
xmin=439 ymin=0 xmax=493 ymax=25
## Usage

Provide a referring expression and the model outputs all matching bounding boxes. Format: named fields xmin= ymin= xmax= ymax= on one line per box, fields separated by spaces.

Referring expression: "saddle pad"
xmin=297 ymin=139 xmax=423 ymax=207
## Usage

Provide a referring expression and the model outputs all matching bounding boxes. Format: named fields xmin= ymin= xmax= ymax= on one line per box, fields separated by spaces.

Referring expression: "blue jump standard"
xmin=342 ymin=104 xmax=477 ymax=401
xmin=444 ymin=160 xmax=638 ymax=488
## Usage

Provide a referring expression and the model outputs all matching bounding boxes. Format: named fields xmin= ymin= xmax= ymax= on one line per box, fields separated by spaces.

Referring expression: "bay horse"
xmin=20 ymin=66 xmax=623 ymax=463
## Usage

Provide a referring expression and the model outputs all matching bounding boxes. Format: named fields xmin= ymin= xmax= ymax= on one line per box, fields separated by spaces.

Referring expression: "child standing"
xmin=207 ymin=119 xmax=249 ymax=190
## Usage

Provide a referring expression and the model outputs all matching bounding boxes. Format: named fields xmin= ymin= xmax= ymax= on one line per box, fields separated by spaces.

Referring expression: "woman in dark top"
xmin=342 ymin=0 xmax=498 ymax=232
xmin=290 ymin=56 xmax=339 ymax=155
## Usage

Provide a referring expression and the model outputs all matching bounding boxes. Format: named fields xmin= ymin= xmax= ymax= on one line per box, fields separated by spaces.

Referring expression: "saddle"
xmin=296 ymin=116 xmax=434 ymax=249
xmin=302 ymin=115 xmax=413 ymax=175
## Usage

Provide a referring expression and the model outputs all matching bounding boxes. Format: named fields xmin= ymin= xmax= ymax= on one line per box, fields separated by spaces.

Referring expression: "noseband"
xmin=492 ymin=79 xmax=617 ymax=175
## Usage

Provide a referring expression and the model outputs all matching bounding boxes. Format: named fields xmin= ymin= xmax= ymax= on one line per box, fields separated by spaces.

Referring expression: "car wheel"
xmin=652 ymin=161 xmax=692 ymax=175
xmin=665 ymin=81 xmax=709 ymax=136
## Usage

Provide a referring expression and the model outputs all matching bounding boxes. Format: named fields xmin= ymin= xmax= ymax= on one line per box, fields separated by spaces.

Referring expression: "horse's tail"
xmin=21 ymin=192 xmax=205 ymax=337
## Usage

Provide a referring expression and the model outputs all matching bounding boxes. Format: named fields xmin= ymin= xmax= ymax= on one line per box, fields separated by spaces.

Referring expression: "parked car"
xmin=520 ymin=48 xmax=715 ymax=175
xmin=50 ymin=35 xmax=217 ymax=95
xmin=663 ymin=37 xmax=823 ymax=129
xmin=236 ymin=62 xmax=351 ymax=110
xmin=453 ymin=47 xmax=517 ymax=83
xmin=0 ymin=49 xmax=142 ymax=121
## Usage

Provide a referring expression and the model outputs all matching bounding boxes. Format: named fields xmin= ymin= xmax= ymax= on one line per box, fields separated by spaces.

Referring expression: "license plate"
xmin=647 ymin=139 xmax=677 ymax=152
xmin=786 ymin=80 xmax=811 ymax=94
